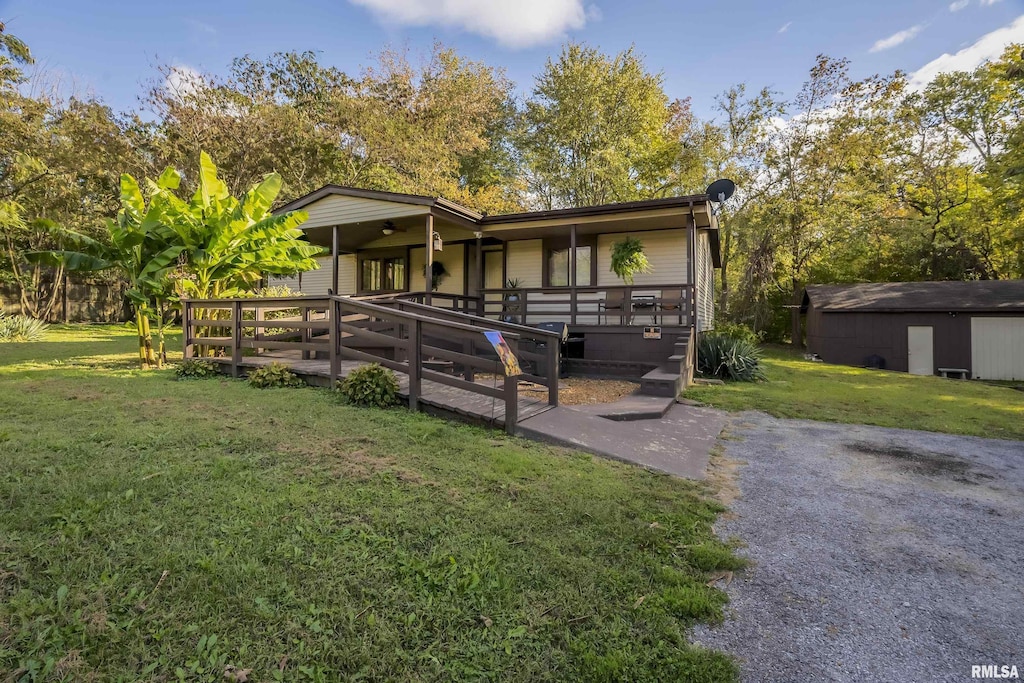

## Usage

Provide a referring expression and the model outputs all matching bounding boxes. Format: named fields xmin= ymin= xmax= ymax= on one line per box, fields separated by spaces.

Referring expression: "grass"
xmin=687 ymin=345 xmax=1024 ymax=440
xmin=0 ymin=325 xmax=742 ymax=682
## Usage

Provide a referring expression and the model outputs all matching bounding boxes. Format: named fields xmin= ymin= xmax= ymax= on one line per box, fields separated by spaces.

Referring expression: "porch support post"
xmin=475 ymin=231 xmax=484 ymax=316
xmin=331 ymin=225 xmax=340 ymax=295
xmin=688 ymin=213 xmax=697 ymax=326
xmin=425 ymin=214 xmax=434 ymax=306
xmin=569 ymin=224 xmax=577 ymax=325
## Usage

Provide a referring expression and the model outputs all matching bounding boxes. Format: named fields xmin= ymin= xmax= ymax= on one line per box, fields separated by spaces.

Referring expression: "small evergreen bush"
xmin=338 ymin=363 xmax=399 ymax=408
xmin=175 ymin=359 xmax=220 ymax=379
xmin=697 ymin=333 xmax=766 ymax=382
xmin=248 ymin=362 xmax=305 ymax=389
xmin=0 ymin=313 xmax=48 ymax=342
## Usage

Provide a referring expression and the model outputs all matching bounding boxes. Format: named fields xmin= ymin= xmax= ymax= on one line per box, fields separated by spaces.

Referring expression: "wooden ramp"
xmin=184 ymin=295 xmax=563 ymax=434
xmin=224 ymin=354 xmax=554 ymax=430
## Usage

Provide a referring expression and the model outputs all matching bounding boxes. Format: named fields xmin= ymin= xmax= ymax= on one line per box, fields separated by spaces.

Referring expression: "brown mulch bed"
xmin=475 ymin=374 xmax=640 ymax=406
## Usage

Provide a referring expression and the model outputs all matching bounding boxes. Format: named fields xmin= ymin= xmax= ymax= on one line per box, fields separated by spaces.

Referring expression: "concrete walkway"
xmin=518 ymin=398 xmax=727 ymax=479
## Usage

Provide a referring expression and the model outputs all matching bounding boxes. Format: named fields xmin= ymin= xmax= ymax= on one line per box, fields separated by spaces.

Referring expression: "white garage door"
xmin=971 ymin=317 xmax=1024 ymax=380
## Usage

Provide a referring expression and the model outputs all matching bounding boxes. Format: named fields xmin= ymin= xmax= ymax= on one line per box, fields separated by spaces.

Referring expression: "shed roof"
xmin=803 ymin=281 xmax=1024 ymax=313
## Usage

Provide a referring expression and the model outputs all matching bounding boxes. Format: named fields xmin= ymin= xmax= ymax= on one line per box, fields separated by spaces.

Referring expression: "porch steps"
xmin=639 ymin=333 xmax=694 ymax=398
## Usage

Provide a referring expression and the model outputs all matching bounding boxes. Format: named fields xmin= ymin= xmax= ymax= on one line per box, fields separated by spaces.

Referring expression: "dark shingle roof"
xmin=803 ymin=281 xmax=1024 ymax=313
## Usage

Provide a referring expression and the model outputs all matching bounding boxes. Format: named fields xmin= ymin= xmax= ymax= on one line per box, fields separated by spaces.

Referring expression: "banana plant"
xmin=26 ymin=172 xmax=184 ymax=368
xmin=159 ymin=152 xmax=319 ymax=302
xmin=28 ymin=151 xmax=321 ymax=365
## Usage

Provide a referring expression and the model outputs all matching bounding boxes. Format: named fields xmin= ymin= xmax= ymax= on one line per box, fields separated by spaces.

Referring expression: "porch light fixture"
xmin=381 ymin=220 xmax=397 ymax=236
xmin=432 ymin=230 xmax=443 ymax=252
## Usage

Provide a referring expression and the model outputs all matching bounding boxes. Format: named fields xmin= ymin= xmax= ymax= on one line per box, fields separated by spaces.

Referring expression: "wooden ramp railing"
xmin=182 ymin=295 xmax=561 ymax=434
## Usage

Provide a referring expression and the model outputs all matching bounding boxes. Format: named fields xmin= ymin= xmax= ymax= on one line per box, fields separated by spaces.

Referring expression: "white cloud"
xmin=949 ymin=0 xmax=969 ymax=11
xmin=909 ymin=14 xmax=1024 ymax=88
xmin=778 ymin=21 xmax=792 ymax=34
xmin=980 ymin=0 xmax=1003 ymax=5
xmin=164 ymin=64 xmax=204 ymax=99
xmin=347 ymin=0 xmax=594 ymax=48
xmin=869 ymin=24 xmax=925 ymax=52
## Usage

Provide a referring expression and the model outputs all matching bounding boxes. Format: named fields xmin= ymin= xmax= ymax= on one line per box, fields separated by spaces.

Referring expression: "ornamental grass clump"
xmin=697 ymin=333 xmax=766 ymax=382
xmin=338 ymin=363 xmax=399 ymax=408
xmin=248 ymin=362 xmax=305 ymax=389
xmin=0 ymin=313 xmax=48 ymax=342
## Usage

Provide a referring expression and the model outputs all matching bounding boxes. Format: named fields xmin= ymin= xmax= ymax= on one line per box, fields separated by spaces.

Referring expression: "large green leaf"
xmin=23 ymin=250 xmax=113 ymax=271
xmin=119 ymin=174 xmax=146 ymax=220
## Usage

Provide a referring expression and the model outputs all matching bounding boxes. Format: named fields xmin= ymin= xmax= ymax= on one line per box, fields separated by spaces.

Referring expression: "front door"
xmin=907 ymin=326 xmax=934 ymax=375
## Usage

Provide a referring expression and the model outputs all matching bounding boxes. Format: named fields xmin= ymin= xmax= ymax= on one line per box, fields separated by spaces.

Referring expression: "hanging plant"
xmin=423 ymin=261 xmax=448 ymax=290
xmin=610 ymin=237 xmax=653 ymax=284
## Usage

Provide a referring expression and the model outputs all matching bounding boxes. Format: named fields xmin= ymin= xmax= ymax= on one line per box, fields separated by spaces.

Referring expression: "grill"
xmin=533 ymin=322 xmax=570 ymax=378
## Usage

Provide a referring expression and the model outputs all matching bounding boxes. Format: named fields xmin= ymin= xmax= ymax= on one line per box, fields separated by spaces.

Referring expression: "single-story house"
xmin=269 ymin=185 xmax=721 ymax=388
xmin=802 ymin=281 xmax=1024 ymax=380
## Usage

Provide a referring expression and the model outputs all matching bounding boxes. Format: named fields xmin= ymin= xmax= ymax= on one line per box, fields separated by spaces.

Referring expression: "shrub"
xmin=697 ymin=333 xmax=766 ymax=382
xmin=248 ymin=362 xmax=305 ymax=389
xmin=0 ymin=313 xmax=48 ymax=342
xmin=338 ymin=363 xmax=399 ymax=408
xmin=175 ymin=359 xmax=220 ymax=379
xmin=712 ymin=321 xmax=762 ymax=344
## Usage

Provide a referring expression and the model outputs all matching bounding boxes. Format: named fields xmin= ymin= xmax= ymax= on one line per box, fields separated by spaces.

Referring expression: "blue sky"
xmin=1 ymin=0 xmax=1022 ymax=119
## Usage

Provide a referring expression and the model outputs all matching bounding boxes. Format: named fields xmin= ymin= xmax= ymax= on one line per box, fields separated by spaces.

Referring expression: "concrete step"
xmin=664 ymin=353 xmax=687 ymax=374
xmin=640 ymin=367 xmax=682 ymax=397
xmin=571 ymin=391 xmax=674 ymax=421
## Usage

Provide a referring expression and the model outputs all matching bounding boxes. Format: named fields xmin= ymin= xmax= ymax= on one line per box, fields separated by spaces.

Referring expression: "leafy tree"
xmin=520 ymin=43 xmax=689 ymax=208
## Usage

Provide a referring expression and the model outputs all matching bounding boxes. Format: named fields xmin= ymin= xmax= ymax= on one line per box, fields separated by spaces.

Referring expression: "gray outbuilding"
xmin=802 ymin=281 xmax=1024 ymax=380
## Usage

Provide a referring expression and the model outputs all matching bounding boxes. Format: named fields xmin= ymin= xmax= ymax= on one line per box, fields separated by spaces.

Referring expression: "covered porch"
xmin=269 ymin=186 xmax=716 ymax=377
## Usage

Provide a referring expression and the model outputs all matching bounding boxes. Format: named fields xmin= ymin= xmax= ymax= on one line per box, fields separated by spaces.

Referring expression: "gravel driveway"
xmin=692 ymin=411 xmax=1024 ymax=682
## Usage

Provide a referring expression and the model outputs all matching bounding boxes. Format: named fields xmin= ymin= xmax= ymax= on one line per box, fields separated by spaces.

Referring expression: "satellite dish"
xmin=705 ymin=178 xmax=736 ymax=204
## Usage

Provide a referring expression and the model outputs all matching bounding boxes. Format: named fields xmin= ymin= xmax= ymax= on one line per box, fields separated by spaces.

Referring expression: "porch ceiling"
xmin=301 ymin=214 xmax=473 ymax=252
xmin=478 ymin=208 xmax=707 ymax=241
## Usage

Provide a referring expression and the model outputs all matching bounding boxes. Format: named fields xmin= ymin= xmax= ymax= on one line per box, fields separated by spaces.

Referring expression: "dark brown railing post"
xmin=301 ymin=305 xmax=311 ymax=360
xmin=463 ymin=338 xmax=475 ymax=382
xmin=254 ymin=303 xmax=264 ymax=355
xmin=504 ymin=372 xmax=519 ymax=435
xmin=182 ymin=299 xmax=192 ymax=359
xmin=329 ymin=298 xmax=340 ymax=385
xmin=231 ymin=300 xmax=242 ymax=378
xmin=408 ymin=318 xmax=422 ymax=412
xmin=546 ymin=338 xmax=559 ymax=407
xmin=504 ymin=336 xmax=520 ymax=434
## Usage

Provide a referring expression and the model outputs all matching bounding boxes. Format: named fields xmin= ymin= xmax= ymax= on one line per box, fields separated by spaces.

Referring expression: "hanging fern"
xmin=609 ymin=237 xmax=653 ymax=285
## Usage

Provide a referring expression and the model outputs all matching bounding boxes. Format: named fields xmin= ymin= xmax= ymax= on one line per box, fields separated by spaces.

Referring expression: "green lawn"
xmin=0 ymin=325 xmax=740 ymax=682
xmin=687 ymin=345 xmax=1024 ymax=440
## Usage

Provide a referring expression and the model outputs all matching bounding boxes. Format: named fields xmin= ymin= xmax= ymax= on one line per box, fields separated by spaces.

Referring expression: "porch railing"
xmin=477 ymin=284 xmax=694 ymax=327
xmin=182 ymin=295 xmax=559 ymax=434
xmin=375 ymin=297 xmax=561 ymax=407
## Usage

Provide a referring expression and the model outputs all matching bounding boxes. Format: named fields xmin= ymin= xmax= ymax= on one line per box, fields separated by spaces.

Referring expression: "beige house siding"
xmin=596 ymin=229 xmax=688 ymax=288
xmin=695 ymin=231 xmax=715 ymax=331
xmin=299 ymin=195 xmax=428 ymax=230
xmin=269 ymin=254 xmax=356 ymax=295
xmin=505 ymin=240 xmax=543 ymax=287
xmin=438 ymin=244 xmax=465 ymax=295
